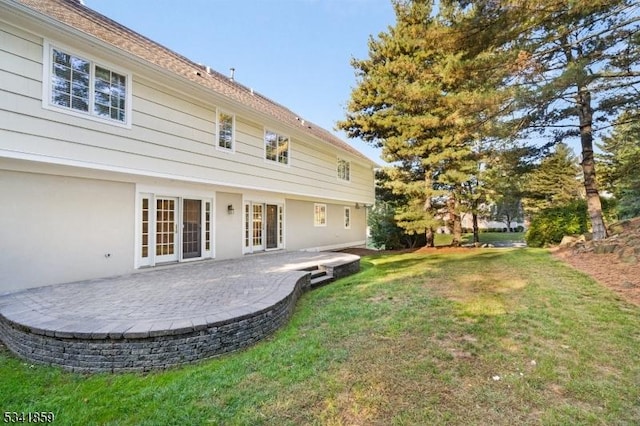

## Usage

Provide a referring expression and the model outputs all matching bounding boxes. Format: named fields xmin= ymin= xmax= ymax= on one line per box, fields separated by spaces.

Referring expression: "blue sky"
xmin=85 ymin=0 xmax=396 ymax=163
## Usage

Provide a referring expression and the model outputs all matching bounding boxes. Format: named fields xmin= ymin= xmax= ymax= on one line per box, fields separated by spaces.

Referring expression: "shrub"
xmin=368 ymin=203 xmax=404 ymax=250
xmin=600 ymin=196 xmax=619 ymax=223
xmin=525 ymin=200 xmax=589 ymax=247
xmin=368 ymin=202 xmax=427 ymax=249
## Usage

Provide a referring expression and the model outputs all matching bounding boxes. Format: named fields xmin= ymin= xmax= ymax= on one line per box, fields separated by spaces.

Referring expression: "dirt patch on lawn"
xmin=553 ymin=249 xmax=640 ymax=307
xmin=552 ymin=217 xmax=640 ymax=306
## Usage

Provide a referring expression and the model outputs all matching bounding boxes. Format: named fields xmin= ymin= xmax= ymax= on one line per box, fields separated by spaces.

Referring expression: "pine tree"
xmin=370 ymin=168 xmax=436 ymax=249
xmin=486 ymin=0 xmax=640 ymax=239
xmin=522 ymin=143 xmax=584 ymax=214
xmin=338 ymin=0 xmax=507 ymax=246
xmin=484 ymin=146 xmax=533 ymax=232
xmin=598 ymin=111 xmax=640 ymax=219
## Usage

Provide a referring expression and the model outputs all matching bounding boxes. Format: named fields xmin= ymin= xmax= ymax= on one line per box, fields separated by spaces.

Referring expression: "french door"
xmin=182 ymin=199 xmax=202 ymax=259
xmin=139 ymin=194 xmax=212 ymax=267
xmin=266 ymin=204 xmax=278 ymax=249
xmin=244 ymin=202 xmax=283 ymax=253
xmin=155 ymin=197 xmax=178 ymax=263
xmin=251 ymin=204 xmax=264 ymax=251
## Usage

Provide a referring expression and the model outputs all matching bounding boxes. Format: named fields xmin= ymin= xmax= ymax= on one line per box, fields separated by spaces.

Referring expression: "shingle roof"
xmin=15 ymin=0 xmax=374 ymax=164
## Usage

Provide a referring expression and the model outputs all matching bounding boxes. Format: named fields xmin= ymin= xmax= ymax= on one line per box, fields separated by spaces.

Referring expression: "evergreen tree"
xmin=484 ymin=0 xmax=640 ymax=239
xmin=338 ymin=0 xmax=507 ymax=246
xmin=598 ymin=111 xmax=640 ymax=219
xmin=369 ymin=168 xmax=432 ymax=249
xmin=484 ymin=146 xmax=532 ymax=231
xmin=522 ymin=143 xmax=584 ymax=214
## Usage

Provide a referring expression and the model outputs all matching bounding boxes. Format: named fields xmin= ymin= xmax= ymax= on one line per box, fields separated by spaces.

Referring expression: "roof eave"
xmin=4 ymin=0 xmax=378 ymax=167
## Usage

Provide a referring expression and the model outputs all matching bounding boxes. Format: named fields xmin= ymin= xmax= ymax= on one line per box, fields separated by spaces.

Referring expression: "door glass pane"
xmin=183 ymin=199 xmax=202 ymax=259
xmin=141 ymin=198 xmax=149 ymax=258
xmin=205 ymin=202 xmax=211 ymax=251
xmin=266 ymin=204 xmax=278 ymax=249
xmin=244 ymin=204 xmax=250 ymax=248
xmin=278 ymin=205 xmax=284 ymax=245
xmin=156 ymin=199 xmax=175 ymax=256
xmin=253 ymin=204 xmax=263 ymax=247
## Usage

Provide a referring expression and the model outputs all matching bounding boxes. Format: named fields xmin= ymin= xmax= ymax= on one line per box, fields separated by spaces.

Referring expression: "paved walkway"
xmin=0 ymin=251 xmax=358 ymax=339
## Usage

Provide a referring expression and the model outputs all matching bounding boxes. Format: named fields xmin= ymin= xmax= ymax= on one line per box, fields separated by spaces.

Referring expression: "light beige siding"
xmin=0 ymin=12 xmax=375 ymax=291
xmin=0 ymin=19 xmax=374 ymax=206
xmin=215 ymin=192 xmax=243 ymax=259
xmin=285 ymin=199 xmax=367 ymax=251
xmin=0 ymin=170 xmax=135 ymax=292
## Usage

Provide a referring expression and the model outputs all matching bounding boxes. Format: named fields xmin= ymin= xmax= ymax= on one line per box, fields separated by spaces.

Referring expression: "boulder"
xmin=559 ymin=235 xmax=586 ymax=247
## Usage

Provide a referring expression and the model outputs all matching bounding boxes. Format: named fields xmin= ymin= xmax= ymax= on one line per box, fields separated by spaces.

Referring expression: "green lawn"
xmin=1 ymin=249 xmax=639 ymax=425
xmin=435 ymin=231 xmax=525 ymax=246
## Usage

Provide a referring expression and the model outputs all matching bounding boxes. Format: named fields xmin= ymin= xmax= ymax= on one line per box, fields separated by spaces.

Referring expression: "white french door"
xmin=182 ymin=199 xmax=202 ymax=259
xmin=266 ymin=204 xmax=278 ymax=249
xmin=244 ymin=201 xmax=284 ymax=253
xmin=138 ymin=193 xmax=213 ymax=267
xmin=252 ymin=203 xmax=265 ymax=251
xmin=155 ymin=197 xmax=178 ymax=263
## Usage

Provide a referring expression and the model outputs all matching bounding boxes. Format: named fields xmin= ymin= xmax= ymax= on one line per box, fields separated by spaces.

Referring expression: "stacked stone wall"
xmin=0 ymin=277 xmax=305 ymax=373
xmin=0 ymin=258 xmax=359 ymax=373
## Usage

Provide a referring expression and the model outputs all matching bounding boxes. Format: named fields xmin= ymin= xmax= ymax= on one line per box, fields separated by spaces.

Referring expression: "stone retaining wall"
xmin=0 ymin=258 xmax=360 ymax=373
xmin=325 ymin=258 xmax=360 ymax=280
xmin=0 ymin=275 xmax=308 ymax=373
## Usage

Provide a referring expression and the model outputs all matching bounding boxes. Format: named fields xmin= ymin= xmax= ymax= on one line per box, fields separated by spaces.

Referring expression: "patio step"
xmin=309 ymin=268 xmax=334 ymax=288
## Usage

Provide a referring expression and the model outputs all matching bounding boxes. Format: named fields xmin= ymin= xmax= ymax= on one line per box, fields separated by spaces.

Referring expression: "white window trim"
xmin=337 ymin=157 xmax=351 ymax=182
xmin=278 ymin=204 xmax=285 ymax=247
xmin=134 ymin=185 xmax=215 ymax=268
xmin=242 ymin=198 xmax=286 ymax=254
xmin=263 ymin=128 xmax=291 ymax=167
xmin=42 ymin=40 xmax=133 ymax=129
xmin=344 ymin=206 xmax=351 ymax=229
xmin=216 ymin=108 xmax=235 ymax=152
xmin=314 ymin=203 xmax=327 ymax=227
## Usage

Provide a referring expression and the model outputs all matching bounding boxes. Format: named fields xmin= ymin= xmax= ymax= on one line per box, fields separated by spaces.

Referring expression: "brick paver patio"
xmin=0 ymin=251 xmax=360 ymax=372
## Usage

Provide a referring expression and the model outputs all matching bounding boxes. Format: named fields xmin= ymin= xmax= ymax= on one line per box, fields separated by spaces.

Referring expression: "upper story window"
xmin=217 ymin=110 xmax=235 ymax=151
xmin=265 ymin=129 xmax=289 ymax=165
xmin=337 ymin=158 xmax=351 ymax=181
xmin=44 ymin=43 xmax=131 ymax=127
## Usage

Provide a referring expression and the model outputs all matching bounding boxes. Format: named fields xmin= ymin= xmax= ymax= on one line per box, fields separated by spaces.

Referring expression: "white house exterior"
xmin=0 ymin=0 xmax=376 ymax=293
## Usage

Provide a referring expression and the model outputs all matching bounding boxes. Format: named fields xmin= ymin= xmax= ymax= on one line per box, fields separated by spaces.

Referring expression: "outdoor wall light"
xmin=227 ymin=204 xmax=235 ymax=214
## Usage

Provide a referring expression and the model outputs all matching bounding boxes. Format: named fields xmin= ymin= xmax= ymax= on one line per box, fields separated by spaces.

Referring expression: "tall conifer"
xmin=338 ymin=0 xmax=507 ymax=246
xmin=486 ymin=0 xmax=640 ymax=238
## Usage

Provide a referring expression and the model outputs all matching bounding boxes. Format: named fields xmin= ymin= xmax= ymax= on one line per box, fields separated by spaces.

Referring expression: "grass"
xmin=1 ymin=248 xmax=639 ymax=425
xmin=435 ymin=231 xmax=525 ymax=246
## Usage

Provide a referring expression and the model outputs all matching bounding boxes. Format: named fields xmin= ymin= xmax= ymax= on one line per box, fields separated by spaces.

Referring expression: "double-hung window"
xmin=344 ymin=207 xmax=351 ymax=229
xmin=314 ymin=203 xmax=327 ymax=227
xmin=45 ymin=43 xmax=131 ymax=126
xmin=217 ymin=110 xmax=235 ymax=151
xmin=265 ymin=129 xmax=289 ymax=165
xmin=337 ymin=158 xmax=351 ymax=181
